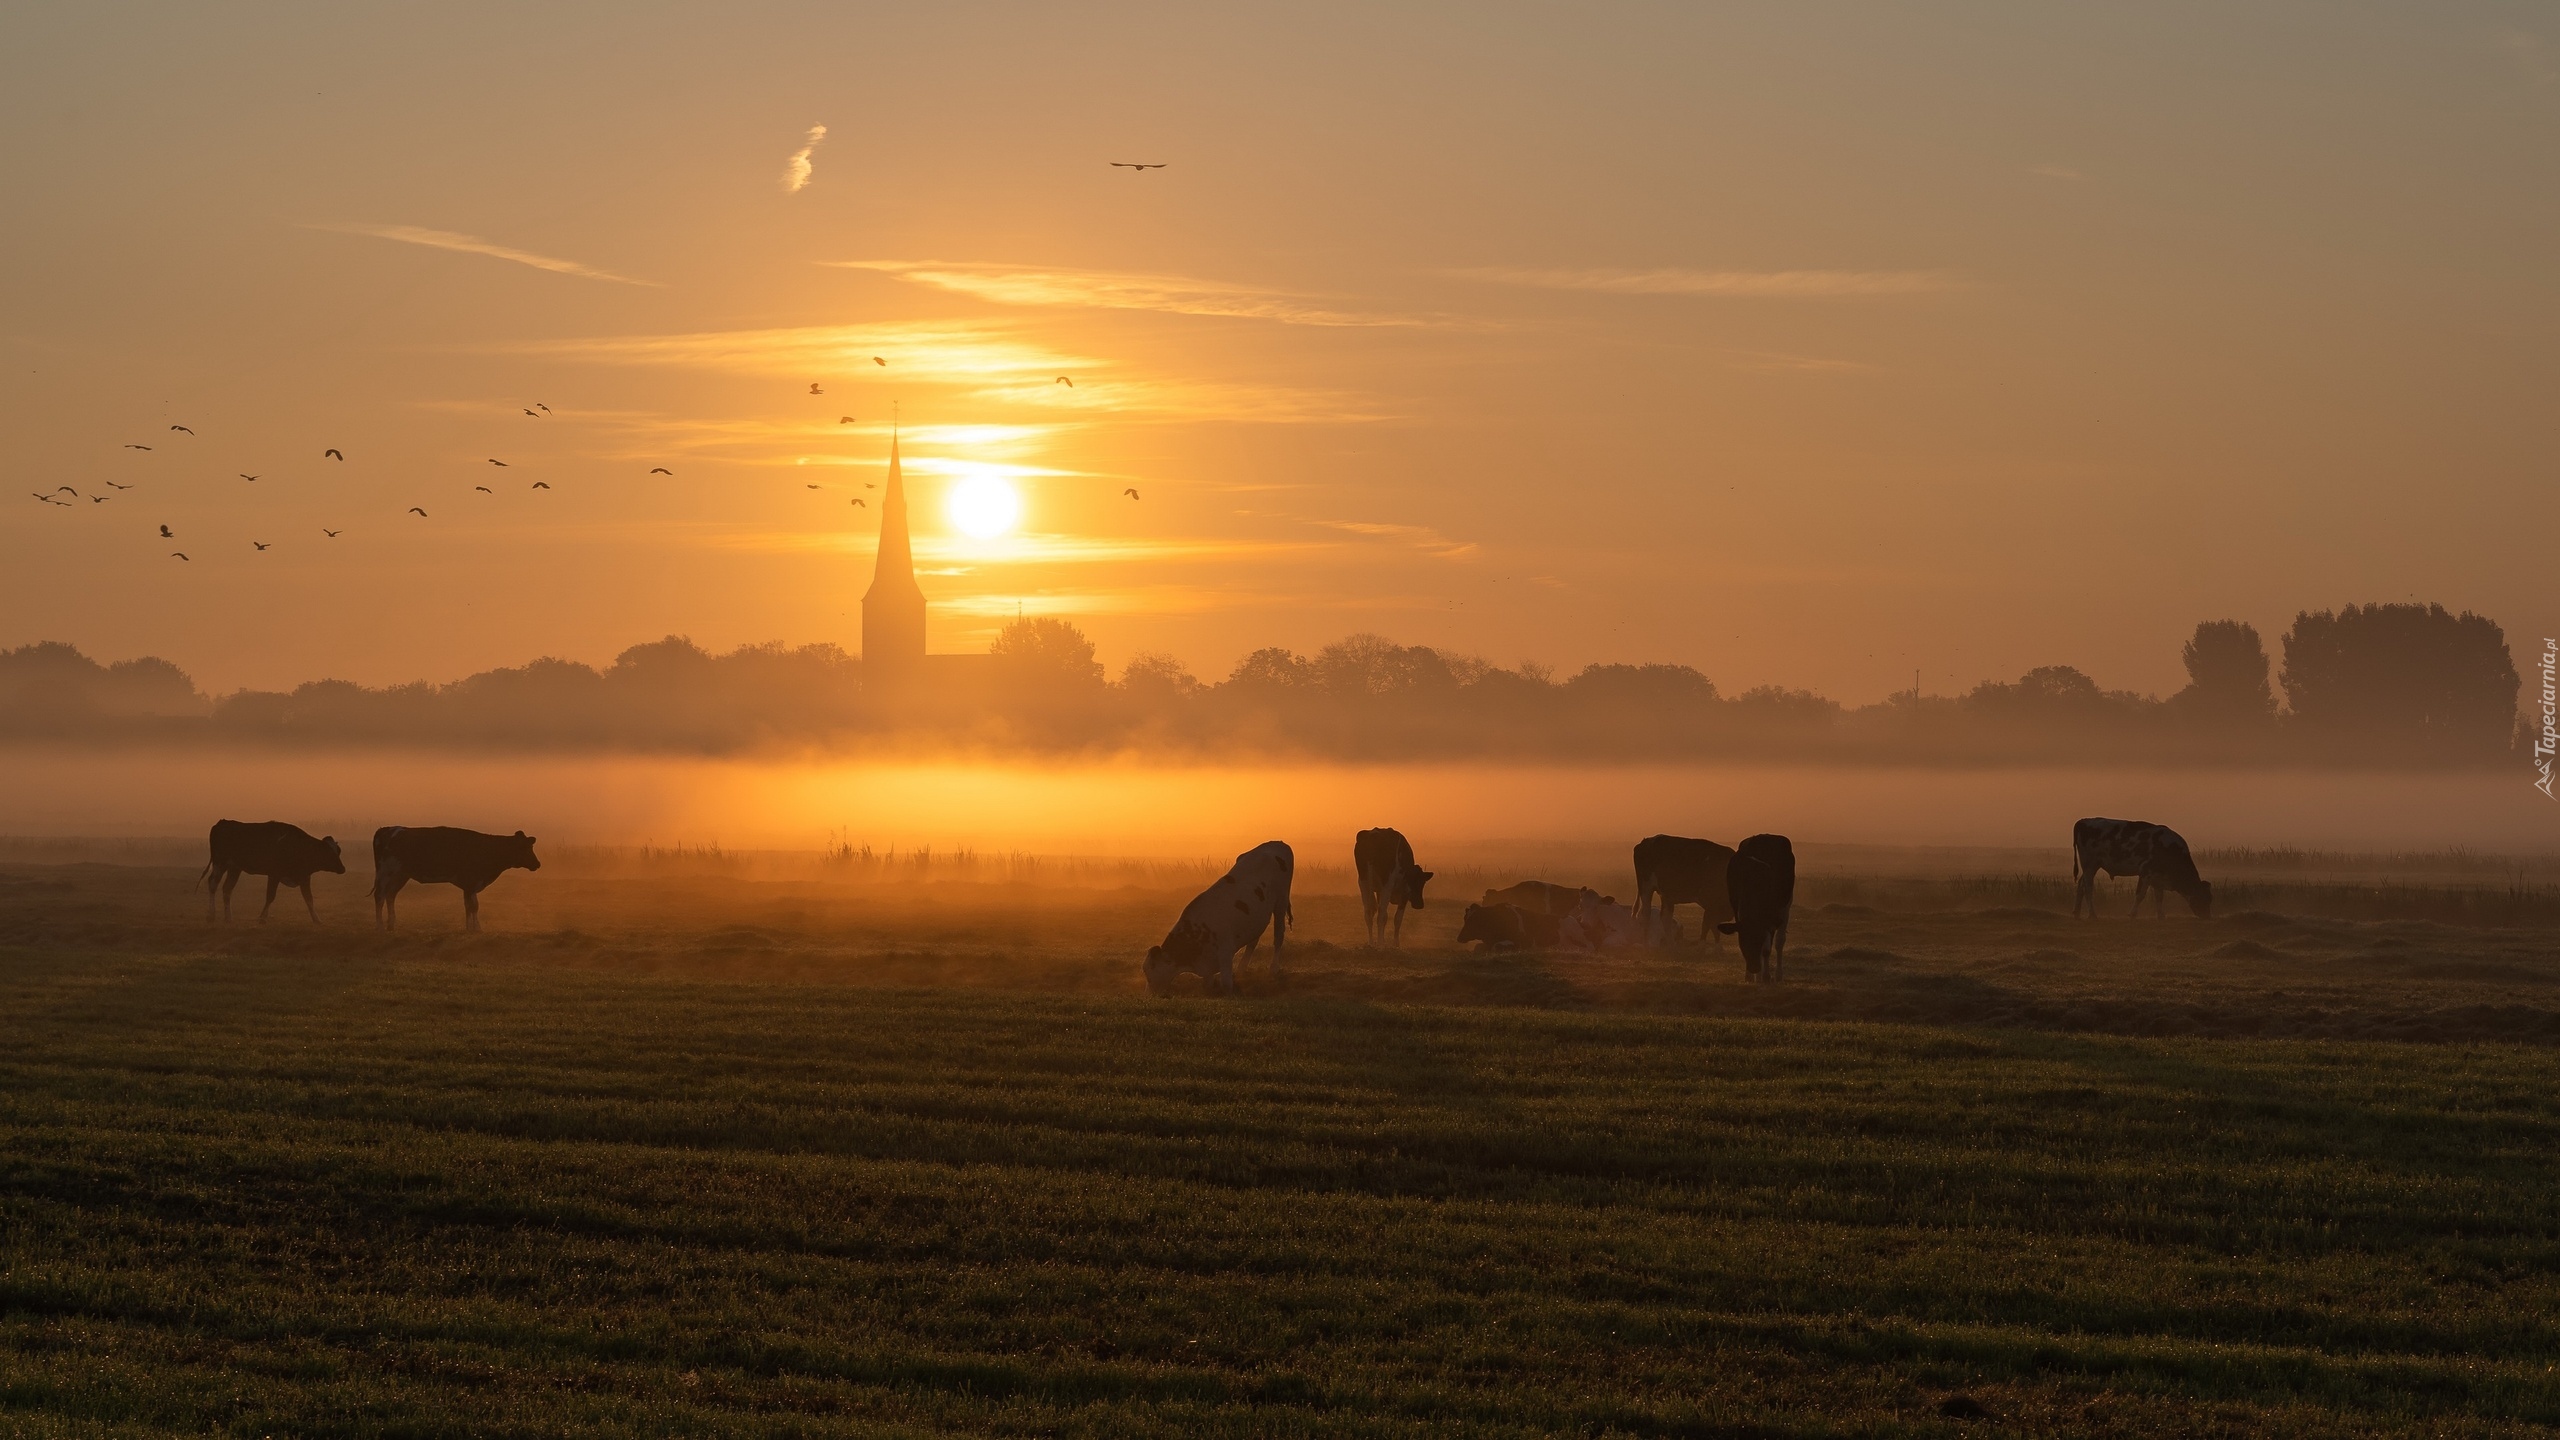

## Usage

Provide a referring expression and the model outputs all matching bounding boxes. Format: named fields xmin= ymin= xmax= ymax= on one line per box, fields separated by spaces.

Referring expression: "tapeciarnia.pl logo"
xmin=2536 ymin=637 xmax=2557 ymax=800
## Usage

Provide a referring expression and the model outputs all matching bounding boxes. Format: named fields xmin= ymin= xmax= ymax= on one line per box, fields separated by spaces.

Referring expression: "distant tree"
xmin=1222 ymin=647 xmax=1313 ymax=694
xmin=1562 ymin=663 xmax=1718 ymax=715
xmin=1312 ymin=634 xmax=1461 ymax=699
xmin=2281 ymin=603 xmax=2520 ymax=757
xmin=991 ymin=617 xmax=1105 ymax=691
xmin=1118 ymin=652 xmax=1202 ymax=705
xmin=2172 ymin=621 xmax=2276 ymax=723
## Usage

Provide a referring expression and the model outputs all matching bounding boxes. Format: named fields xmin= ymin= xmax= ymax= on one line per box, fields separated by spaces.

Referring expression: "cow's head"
xmin=512 ymin=831 xmax=542 ymax=872
xmin=317 ymin=836 xmax=347 ymax=875
xmin=2182 ymin=878 xmax=2213 ymax=919
xmin=1143 ymin=920 xmax=1213 ymax=997
xmin=1400 ymin=864 xmax=1434 ymax=910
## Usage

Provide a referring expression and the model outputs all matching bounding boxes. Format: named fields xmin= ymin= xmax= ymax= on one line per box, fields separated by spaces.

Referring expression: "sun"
xmin=946 ymin=475 xmax=1022 ymax=539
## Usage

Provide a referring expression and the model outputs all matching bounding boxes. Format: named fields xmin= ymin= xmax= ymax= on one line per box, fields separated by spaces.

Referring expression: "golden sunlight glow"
xmin=946 ymin=475 xmax=1022 ymax=540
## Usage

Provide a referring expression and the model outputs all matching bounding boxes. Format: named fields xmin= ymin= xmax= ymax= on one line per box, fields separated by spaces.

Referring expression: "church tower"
xmin=861 ymin=428 xmax=927 ymax=687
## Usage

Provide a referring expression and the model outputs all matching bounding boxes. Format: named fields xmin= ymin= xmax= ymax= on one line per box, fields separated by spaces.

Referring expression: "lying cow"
xmin=202 ymin=819 xmax=345 ymax=923
xmin=1717 ymin=832 xmax=1795 ymax=981
xmin=1481 ymin=880 xmax=1604 ymax=917
xmin=1555 ymin=894 xmax=1645 ymax=951
xmin=1353 ymin=827 xmax=1433 ymax=946
xmin=1145 ymin=841 xmax=1293 ymax=997
xmin=1632 ymin=834 xmax=1736 ymax=946
xmin=1457 ymin=901 xmax=1562 ymax=952
xmin=2072 ymin=817 xmax=2213 ymax=919
xmin=372 ymin=825 xmax=542 ymax=932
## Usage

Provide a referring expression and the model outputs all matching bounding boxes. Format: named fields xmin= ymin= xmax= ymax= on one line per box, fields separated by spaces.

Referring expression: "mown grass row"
xmin=4 ymin=945 xmax=2560 ymax=1436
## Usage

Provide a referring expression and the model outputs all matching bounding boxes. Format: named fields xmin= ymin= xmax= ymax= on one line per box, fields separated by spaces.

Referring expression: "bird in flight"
xmin=809 ymin=383 xmax=824 ymax=395
xmin=531 ymin=481 xmax=551 ymax=490
xmin=487 ymin=458 xmax=508 ymax=467
xmin=850 ymin=497 xmax=866 ymax=507
xmin=522 ymin=408 xmax=541 ymax=418
xmin=872 ymin=356 xmax=885 ymax=366
xmin=252 ymin=541 xmax=270 ymax=551
xmin=90 ymin=495 xmax=109 ymax=504
xmin=55 ymin=486 xmax=77 ymax=496
xmin=103 ymin=480 xmax=132 ymax=489
xmin=1110 ymin=162 xmax=1167 ymax=171
xmin=240 ymin=474 xmax=259 ymax=482
xmin=170 ymin=552 xmax=188 ymax=561
xmin=1124 ymin=488 xmax=1141 ymax=499
xmin=807 ymin=483 xmax=822 ymax=489
xmin=169 ymin=425 xmax=194 ymax=435
xmin=474 ymin=485 xmax=493 ymax=493
xmin=124 ymin=444 xmax=152 ymax=451
xmin=325 ymin=449 xmax=344 ymax=460
xmin=1056 ymin=376 xmax=1073 ymax=387
xmin=649 ymin=467 xmax=673 ymax=475
xmin=535 ymin=403 xmax=551 ymax=413
xmin=864 ymin=482 xmax=876 ymax=489
xmin=31 ymin=494 xmax=66 ymax=506
xmin=838 ymin=416 xmax=856 ymax=424
xmin=322 ymin=529 xmax=340 ymax=537
xmin=408 ymin=507 xmax=428 ymax=516
xmin=160 ymin=525 xmax=173 ymax=538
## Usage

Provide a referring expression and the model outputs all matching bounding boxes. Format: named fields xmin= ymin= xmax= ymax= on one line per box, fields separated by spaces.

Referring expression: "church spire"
xmin=861 ymin=423 xmax=927 ymax=682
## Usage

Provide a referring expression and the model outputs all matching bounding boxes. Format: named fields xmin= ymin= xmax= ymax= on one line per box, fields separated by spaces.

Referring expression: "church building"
xmin=860 ymin=429 xmax=996 ymax=693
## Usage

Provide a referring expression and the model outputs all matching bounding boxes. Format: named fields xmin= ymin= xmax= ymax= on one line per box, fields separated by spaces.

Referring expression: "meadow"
xmin=3 ymin=850 xmax=2559 ymax=1437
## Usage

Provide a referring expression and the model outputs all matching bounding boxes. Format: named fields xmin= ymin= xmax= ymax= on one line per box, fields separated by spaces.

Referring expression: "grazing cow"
xmin=371 ymin=825 xmax=541 ymax=932
xmin=1716 ymin=833 xmax=1796 ymax=981
xmin=201 ymin=819 xmax=345 ymax=923
xmin=1632 ymin=834 xmax=1737 ymax=946
xmin=1145 ymin=841 xmax=1293 ymax=997
xmin=1481 ymin=880 xmax=1605 ymax=917
xmin=2072 ymin=818 xmax=2213 ymax=919
xmin=1353 ymin=827 xmax=1434 ymax=946
xmin=1457 ymin=901 xmax=1561 ymax=952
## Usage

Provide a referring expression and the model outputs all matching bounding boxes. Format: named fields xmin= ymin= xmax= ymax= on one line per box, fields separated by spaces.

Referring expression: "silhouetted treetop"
xmin=2281 ymin=603 xmax=2519 ymax=757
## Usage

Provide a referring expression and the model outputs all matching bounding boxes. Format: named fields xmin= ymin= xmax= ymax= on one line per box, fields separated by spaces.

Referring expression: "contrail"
xmin=783 ymin=125 xmax=827 ymax=193
xmin=314 ymin=223 xmax=658 ymax=286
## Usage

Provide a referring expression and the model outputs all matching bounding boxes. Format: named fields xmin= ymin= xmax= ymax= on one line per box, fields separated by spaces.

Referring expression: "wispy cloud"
xmin=833 ymin=259 xmax=1442 ymax=327
xmin=2028 ymin=163 xmax=2086 ymax=182
xmin=514 ymin=322 xmax=1377 ymax=422
xmin=782 ymin=125 xmax=827 ymax=193
xmin=313 ymin=223 xmax=658 ymax=286
xmin=1455 ymin=266 xmax=1960 ymax=298
xmin=1317 ymin=520 xmax=1480 ymax=560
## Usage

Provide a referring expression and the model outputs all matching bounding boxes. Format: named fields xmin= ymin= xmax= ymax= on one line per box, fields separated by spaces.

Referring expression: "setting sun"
xmin=945 ymin=475 xmax=1022 ymax=539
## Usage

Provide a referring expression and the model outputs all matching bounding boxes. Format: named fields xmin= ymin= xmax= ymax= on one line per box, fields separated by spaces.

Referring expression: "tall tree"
xmin=2280 ymin=604 xmax=2520 ymax=757
xmin=2172 ymin=620 xmax=2276 ymax=724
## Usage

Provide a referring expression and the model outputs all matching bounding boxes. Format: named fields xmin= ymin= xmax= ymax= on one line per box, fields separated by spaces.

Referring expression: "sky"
xmin=1 ymin=1 xmax=2552 ymax=703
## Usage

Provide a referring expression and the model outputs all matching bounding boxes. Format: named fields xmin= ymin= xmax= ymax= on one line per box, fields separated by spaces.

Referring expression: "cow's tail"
xmin=193 ymin=862 xmax=214 ymax=891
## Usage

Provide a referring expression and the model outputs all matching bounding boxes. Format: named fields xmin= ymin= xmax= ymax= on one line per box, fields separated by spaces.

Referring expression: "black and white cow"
xmin=2072 ymin=818 xmax=2213 ymax=919
xmin=1145 ymin=841 xmax=1294 ymax=996
xmin=202 ymin=819 xmax=346 ymax=923
xmin=1353 ymin=827 xmax=1433 ymax=946
xmin=1632 ymin=834 xmax=1736 ymax=946
xmin=1716 ymin=833 xmax=1796 ymax=981
xmin=372 ymin=825 xmax=542 ymax=932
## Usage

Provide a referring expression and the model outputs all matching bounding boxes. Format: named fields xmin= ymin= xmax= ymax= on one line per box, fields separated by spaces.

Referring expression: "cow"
xmin=1632 ymin=834 xmax=1736 ymax=947
xmin=1481 ymin=880 xmax=1605 ymax=917
xmin=201 ymin=819 xmax=345 ymax=923
xmin=371 ymin=825 xmax=542 ymax=933
xmin=1716 ymin=833 xmax=1796 ymax=981
xmin=1457 ymin=901 xmax=1561 ymax=952
xmin=1353 ymin=827 xmax=1433 ymax=946
xmin=2072 ymin=818 xmax=2213 ymax=919
xmin=1145 ymin=841 xmax=1293 ymax=997
xmin=1555 ymin=893 xmax=1645 ymax=951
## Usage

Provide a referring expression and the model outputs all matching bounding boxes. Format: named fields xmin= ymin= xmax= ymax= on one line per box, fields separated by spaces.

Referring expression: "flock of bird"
xmin=49 ymin=339 xmax=1138 ymax=565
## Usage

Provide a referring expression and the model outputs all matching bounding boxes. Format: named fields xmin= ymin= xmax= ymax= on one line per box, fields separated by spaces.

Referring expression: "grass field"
xmin=4 ymin=857 xmax=2560 ymax=1436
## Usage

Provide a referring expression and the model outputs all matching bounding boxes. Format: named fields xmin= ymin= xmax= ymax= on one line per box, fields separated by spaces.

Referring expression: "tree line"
xmin=0 ymin=602 xmax=2523 ymax=766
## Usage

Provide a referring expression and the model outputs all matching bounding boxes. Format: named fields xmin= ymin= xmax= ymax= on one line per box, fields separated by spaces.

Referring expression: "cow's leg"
xmin=2129 ymin=876 xmax=2148 ymax=918
xmin=377 ymin=876 xmax=405 ymax=931
xmin=259 ymin=876 xmax=281 ymax=923
xmin=300 ymin=880 xmax=319 ymax=923
xmin=204 ymin=866 xmax=219 ymax=921
xmin=463 ymin=886 xmax=481 ymax=933
xmin=1271 ymin=904 xmax=1288 ymax=981
xmin=219 ymin=868 xmax=241 ymax=921
xmin=1390 ymin=899 xmax=1404 ymax=948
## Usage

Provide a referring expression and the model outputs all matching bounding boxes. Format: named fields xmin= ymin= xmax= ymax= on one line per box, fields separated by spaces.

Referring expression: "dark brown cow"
xmin=1481 ymin=880 xmax=1604 ymax=917
xmin=1716 ymin=833 xmax=1796 ymax=981
xmin=202 ymin=819 xmax=345 ymax=923
xmin=1632 ymin=834 xmax=1736 ymax=946
xmin=1457 ymin=902 xmax=1561 ymax=952
xmin=371 ymin=825 xmax=541 ymax=932
xmin=2072 ymin=818 xmax=2213 ymax=918
xmin=1353 ymin=827 xmax=1433 ymax=946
